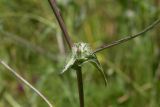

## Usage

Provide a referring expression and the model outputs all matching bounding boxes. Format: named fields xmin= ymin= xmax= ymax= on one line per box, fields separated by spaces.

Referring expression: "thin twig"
xmin=76 ymin=67 xmax=84 ymax=107
xmin=94 ymin=19 xmax=160 ymax=53
xmin=0 ymin=60 xmax=53 ymax=107
xmin=48 ymin=0 xmax=73 ymax=49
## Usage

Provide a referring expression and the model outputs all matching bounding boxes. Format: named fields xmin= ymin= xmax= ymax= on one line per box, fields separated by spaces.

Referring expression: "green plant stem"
xmin=76 ymin=67 xmax=84 ymax=107
xmin=48 ymin=0 xmax=73 ymax=49
xmin=93 ymin=19 xmax=160 ymax=53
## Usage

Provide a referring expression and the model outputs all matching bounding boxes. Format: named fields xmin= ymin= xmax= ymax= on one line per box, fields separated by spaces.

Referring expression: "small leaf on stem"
xmin=61 ymin=42 xmax=107 ymax=85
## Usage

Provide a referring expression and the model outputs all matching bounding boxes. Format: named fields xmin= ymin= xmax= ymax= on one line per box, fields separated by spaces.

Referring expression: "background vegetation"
xmin=0 ymin=0 xmax=160 ymax=107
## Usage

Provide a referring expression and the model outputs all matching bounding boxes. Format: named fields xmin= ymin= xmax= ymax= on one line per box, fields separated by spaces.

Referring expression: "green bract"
xmin=61 ymin=42 xmax=107 ymax=85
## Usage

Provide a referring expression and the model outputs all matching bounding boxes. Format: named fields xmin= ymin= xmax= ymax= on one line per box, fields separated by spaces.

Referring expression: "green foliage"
xmin=0 ymin=0 xmax=160 ymax=107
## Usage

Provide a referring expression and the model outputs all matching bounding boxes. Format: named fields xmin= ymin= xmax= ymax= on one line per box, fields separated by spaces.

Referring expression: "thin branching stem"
xmin=48 ymin=1 xmax=85 ymax=106
xmin=48 ymin=0 xmax=73 ymax=49
xmin=76 ymin=67 xmax=84 ymax=107
xmin=0 ymin=60 xmax=53 ymax=107
xmin=93 ymin=19 xmax=160 ymax=53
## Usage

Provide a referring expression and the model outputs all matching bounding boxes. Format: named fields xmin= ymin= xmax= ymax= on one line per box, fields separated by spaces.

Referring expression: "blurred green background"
xmin=0 ymin=0 xmax=160 ymax=107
